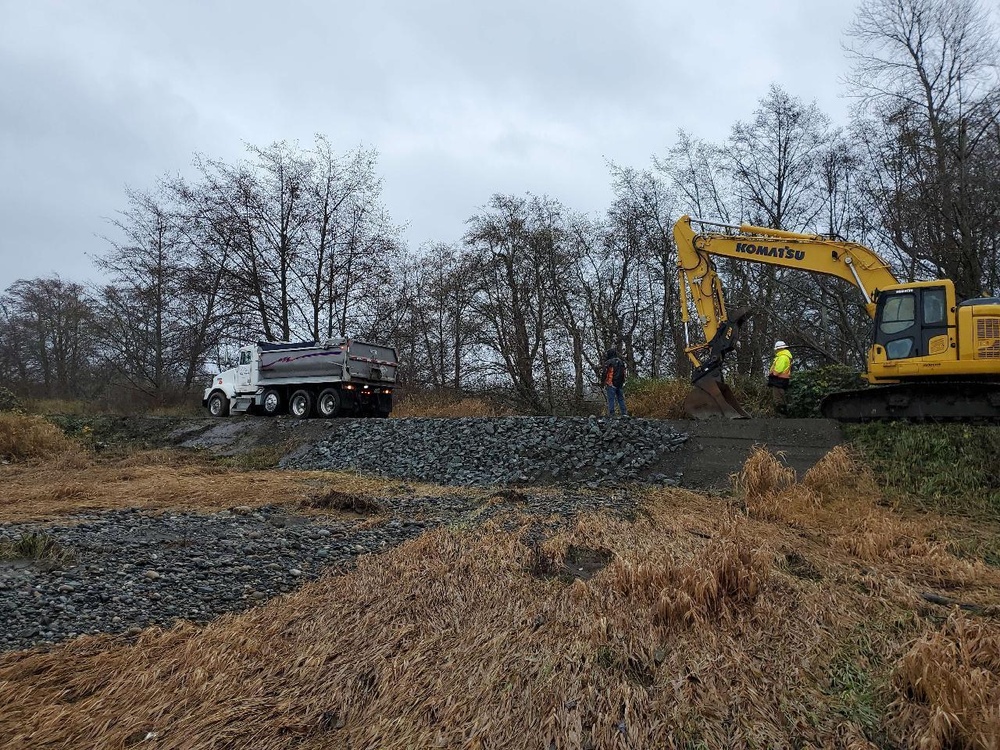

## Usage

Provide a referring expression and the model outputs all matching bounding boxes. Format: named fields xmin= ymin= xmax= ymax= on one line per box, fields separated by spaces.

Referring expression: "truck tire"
xmin=261 ymin=389 xmax=282 ymax=416
xmin=289 ymin=389 xmax=314 ymax=419
xmin=316 ymin=388 xmax=341 ymax=418
xmin=207 ymin=391 xmax=230 ymax=417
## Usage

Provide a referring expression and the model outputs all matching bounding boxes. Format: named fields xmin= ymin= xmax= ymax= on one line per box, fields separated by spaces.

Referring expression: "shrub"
xmin=784 ymin=365 xmax=867 ymax=418
xmin=0 ymin=387 xmax=24 ymax=414
xmin=0 ymin=414 xmax=78 ymax=462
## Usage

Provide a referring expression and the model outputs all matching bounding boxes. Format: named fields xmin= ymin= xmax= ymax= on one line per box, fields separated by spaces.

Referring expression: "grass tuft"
xmin=0 ymin=414 xmax=80 ymax=462
xmin=803 ymin=445 xmax=879 ymax=504
xmin=732 ymin=445 xmax=797 ymax=520
xmin=888 ymin=613 xmax=1000 ymax=748
xmin=0 ymin=532 xmax=76 ymax=569
xmin=304 ymin=489 xmax=383 ymax=514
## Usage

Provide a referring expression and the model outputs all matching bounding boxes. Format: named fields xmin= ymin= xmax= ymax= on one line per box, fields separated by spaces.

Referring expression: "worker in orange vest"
xmin=767 ymin=340 xmax=792 ymax=415
xmin=601 ymin=348 xmax=628 ymax=416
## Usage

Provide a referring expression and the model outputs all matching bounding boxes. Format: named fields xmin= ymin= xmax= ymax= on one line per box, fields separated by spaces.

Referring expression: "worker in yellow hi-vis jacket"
xmin=767 ymin=341 xmax=792 ymax=415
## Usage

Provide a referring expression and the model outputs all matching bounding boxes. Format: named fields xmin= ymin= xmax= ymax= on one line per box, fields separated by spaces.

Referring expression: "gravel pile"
xmin=282 ymin=416 xmax=689 ymax=486
xmin=0 ymin=505 xmax=431 ymax=652
xmin=1 ymin=488 xmax=640 ymax=652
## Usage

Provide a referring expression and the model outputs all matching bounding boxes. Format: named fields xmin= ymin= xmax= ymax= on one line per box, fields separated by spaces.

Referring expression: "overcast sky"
xmin=0 ymin=0 xmax=862 ymax=291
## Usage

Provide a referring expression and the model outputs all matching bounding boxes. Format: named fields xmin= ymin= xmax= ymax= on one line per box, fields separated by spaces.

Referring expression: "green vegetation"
xmin=0 ymin=532 xmax=76 ymax=570
xmin=0 ymin=387 xmax=25 ymax=414
xmin=785 ymin=365 xmax=867 ymax=418
xmin=213 ymin=443 xmax=288 ymax=470
xmin=848 ymin=422 xmax=1000 ymax=521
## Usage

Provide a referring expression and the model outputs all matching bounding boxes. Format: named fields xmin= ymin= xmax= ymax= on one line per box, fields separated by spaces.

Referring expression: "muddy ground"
xmin=52 ymin=415 xmax=844 ymax=491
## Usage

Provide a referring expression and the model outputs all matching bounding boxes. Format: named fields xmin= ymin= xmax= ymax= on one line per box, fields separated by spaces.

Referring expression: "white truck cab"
xmin=202 ymin=338 xmax=397 ymax=419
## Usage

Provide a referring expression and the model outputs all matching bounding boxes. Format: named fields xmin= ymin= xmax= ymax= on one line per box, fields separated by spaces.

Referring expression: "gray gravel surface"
xmin=281 ymin=416 xmax=689 ymax=486
xmin=1 ymin=487 xmax=640 ymax=653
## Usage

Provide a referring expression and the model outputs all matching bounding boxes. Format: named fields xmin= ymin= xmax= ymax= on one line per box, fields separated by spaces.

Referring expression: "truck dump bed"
xmin=258 ymin=339 xmax=397 ymax=384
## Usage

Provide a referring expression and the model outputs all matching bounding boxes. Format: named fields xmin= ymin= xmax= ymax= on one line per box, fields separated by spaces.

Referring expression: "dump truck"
xmin=674 ymin=215 xmax=1000 ymax=421
xmin=202 ymin=338 xmax=398 ymax=418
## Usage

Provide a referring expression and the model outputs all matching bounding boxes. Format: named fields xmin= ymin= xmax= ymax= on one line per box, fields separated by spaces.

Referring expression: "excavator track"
xmin=820 ymin=381 xmax=1000 ymax=422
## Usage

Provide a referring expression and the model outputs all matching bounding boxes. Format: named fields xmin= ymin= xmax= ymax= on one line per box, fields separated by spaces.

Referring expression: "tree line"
xmin=2 ymin=0 xmax=999 ymax=412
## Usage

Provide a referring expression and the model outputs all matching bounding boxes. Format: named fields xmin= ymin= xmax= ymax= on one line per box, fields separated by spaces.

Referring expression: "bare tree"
xmin=657 ymin=131 xmax=735 ymax=224
xmin=846 ymin=0 xmax=1000 ymax=298
xmin=401 ymin=243 xmax=482 ymax=389
xmin=608 ymin=164 xmax=685 ymax=376
xmin=727 ymin=85 xmax=832 ymax=231
xmin=0 ymin=277 xmax=98 ymax=397
xmin=465 ymin=194 xmax=557 ymax=413
xmin=96 ymin=185 xmax=235 ymax=401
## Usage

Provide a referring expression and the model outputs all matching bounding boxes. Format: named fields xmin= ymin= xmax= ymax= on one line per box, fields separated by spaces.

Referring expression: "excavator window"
xmin=923 ymin=288 xmax=946 ymax=325
xmin=874 ymin=286 xmax=950 ymax=361
xmin=880 ymin=294 xmax=915 ymax=335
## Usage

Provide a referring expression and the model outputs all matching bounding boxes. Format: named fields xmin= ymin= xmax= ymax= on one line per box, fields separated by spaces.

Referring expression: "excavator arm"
xmin=673 ymin=215 xmax=899 ymax=418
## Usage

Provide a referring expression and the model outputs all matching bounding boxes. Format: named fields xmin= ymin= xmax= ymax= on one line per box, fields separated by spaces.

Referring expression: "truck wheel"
xmin=261 ymin=389 xmax=282 ymax=416
xmin=316 ymin=388 xmax=341 ymax=418
xmin=208 ymin=391 xmax=230 ymax=417
xmin=289 ymin=389 xmax=314 ymax=419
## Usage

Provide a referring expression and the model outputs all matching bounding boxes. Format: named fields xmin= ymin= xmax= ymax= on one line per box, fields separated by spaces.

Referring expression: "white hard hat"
xmin=774 ymin=340 xmax=787 ymax=350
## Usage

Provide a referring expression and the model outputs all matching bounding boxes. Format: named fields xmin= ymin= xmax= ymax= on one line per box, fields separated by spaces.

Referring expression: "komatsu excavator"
xmin=673 ymin=215 xmax=1000 ymax=421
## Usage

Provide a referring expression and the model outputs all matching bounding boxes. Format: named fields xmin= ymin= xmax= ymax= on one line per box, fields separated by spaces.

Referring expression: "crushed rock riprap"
xmin=281 ymin=416 xmax=689 ymax=486
xmin=0 ymin=488 xmax=640 ymax=652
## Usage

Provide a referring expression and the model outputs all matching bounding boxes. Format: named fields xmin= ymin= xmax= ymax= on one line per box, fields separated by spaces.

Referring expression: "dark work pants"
xmin=605 ymin=385 xmax=626 ymax=416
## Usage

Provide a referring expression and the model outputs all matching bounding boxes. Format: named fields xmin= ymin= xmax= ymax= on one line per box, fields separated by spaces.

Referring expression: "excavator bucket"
xmin=684 ymin=371 xmax=750 ymax=420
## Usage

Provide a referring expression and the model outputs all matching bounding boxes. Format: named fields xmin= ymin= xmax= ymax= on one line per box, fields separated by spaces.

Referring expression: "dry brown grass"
xmin=803 ymin=444 xmax=880 ymax=503
xmin=733 ymin=447 xmax=998 ymax=592
xmin=889 ymin=613 xmax=1000 ymax=749
xmin=392 ymin=393 xmax=514 ymax=418
xmin=1 ymin=448 xmax=999 ymax=748
xmin=0 ymin=413 xmax=79 ymax=462
xmin=732 ymin=444 xmax=798 ymax=520
xmin=625 ymin=379 xmax=692 ymax=419
xmin=0 ymin=450 xmax=463 ymax=524
xmin=3 ymin=486 xmax=998 ymax=749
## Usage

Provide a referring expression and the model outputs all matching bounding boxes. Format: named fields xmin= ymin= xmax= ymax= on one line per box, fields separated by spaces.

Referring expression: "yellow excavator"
xmin=673 ymin=215 xmax=1000 ymax=421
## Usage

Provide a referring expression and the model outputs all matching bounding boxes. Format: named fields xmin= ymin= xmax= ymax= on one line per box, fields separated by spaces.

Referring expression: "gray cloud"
xmin=0 ymin=0 xmax=860 ymax=289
